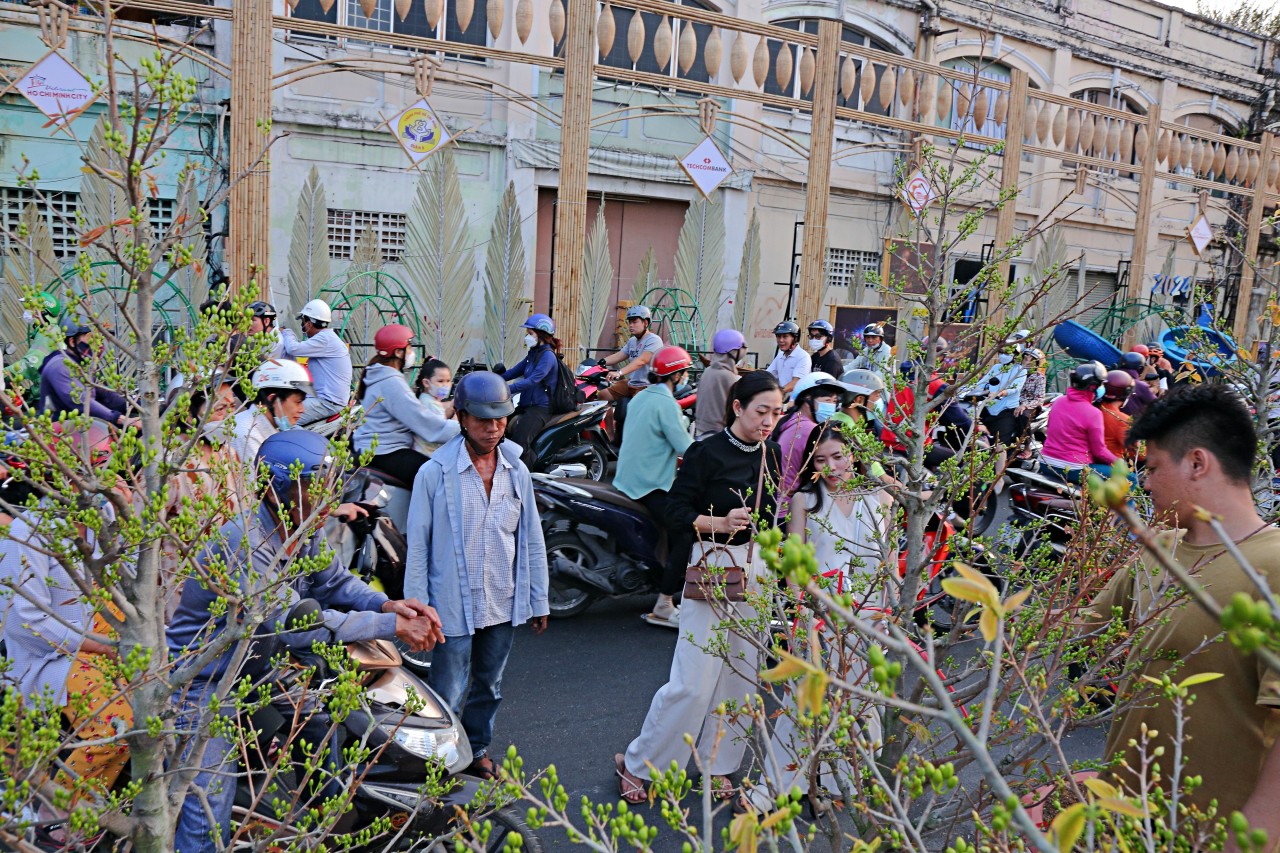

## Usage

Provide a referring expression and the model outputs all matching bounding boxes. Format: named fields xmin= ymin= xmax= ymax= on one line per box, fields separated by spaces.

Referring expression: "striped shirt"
xmin=457 ymin=450 xmax=520 ymax=629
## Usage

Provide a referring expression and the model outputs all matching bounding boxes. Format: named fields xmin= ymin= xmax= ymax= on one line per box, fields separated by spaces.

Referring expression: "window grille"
xmin=1 ymin=188 xmax=176 ymax=262
xmin=327 ymin=208 xmax=407 ymax=262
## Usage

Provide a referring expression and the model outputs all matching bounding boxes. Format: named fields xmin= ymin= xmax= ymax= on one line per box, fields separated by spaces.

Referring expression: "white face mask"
xmin=524 ymin=334 xmax=537 ymax=348
xmin=998 ymin=353 xmax=1014 ymax=365
xmin=809 ymin=338 xmax=825 ymax=351
xmin=200 ymin=419 xmax=226 ymax=444
xmin=404 ymin=349 xmax=417 ymax=370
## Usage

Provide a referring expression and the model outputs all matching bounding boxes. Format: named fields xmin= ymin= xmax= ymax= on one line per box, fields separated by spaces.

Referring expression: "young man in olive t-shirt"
xmin=1085 ymin=385 xmax=1280 ymax=839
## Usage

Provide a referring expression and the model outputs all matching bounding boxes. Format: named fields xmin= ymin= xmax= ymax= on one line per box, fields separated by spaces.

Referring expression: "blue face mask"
xmin=873 ymin=398 xmax=887 ymax=418
xmin=275 ymin=415 xmax=292 ymax=431
xmin=815 ymin=401 xmax=838 ymax=423
xmin=674 ymin=382 xmax=690 ymax=397
xmin=1094 ymin=386 xmax=1105 ymax=402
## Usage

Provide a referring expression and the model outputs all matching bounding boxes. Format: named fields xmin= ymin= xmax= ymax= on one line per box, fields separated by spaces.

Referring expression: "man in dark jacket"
xmin=503 ymin=313 xmax=561 ymax=468
xmin=39 ymin=317 xmax=137 ymax=428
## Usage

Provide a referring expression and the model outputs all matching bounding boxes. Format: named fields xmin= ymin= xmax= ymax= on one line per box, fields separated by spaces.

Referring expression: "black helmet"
xmin=454 ymin=371 xmax=515 ymax=419
xmin=250 ymin=301 xmax=278 ymax=320
xmin=773 ymin=321 xmax=800 ymax=336
xmin=1102 ymin=369 xmax=1135 ymax=402
xmin=1119 ymin=352 xmax=1145 ymax=372
xmin=1069 ymin=361 xmax=1107 ymax=390
xmin=807 ymin=319 xmax=834 ymax=337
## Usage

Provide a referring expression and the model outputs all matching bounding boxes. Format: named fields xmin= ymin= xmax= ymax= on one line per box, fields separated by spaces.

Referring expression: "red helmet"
xmin=374 ymin=324 xmax=414 ymax=356
xmin=1129 ymin=344 xmax=1149 ymax=357
xmin=651 ymin=346 xmax=693 ymax=378
xmin=1102 ymin=369 xmax=1135 ymax=402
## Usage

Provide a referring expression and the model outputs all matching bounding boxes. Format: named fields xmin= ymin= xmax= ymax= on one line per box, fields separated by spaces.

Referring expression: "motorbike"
xmin=532 ymin=472 xmax=669 ymax=618
xmin=1006 ymin=466 xmax=1079 ymax=558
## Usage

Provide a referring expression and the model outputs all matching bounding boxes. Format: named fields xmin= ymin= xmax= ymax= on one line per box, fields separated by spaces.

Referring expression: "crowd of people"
xmin=1 ymin=299 xmax=1278 ymax=848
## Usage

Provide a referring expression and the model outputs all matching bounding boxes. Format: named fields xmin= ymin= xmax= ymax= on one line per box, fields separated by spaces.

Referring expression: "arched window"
xmin=939 ymin=58 xmax=1011 ymax=149
xmin=762 ymin=19 xmax=898 ymax=114
xmin=596 ymin=0 xmax=717 ymax=85
xmin=1167 ymin=112 xmax=1240 ymax=193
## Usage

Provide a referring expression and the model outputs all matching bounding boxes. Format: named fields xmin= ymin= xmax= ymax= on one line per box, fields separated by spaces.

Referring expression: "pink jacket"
xmin=1041 ymin=387 xmax=1118 ymax=466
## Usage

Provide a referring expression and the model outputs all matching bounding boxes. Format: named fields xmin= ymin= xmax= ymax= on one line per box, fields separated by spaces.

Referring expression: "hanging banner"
xmin=677 ymin=136 xmax=733 ymax=198
xmin=1186 ymin=214 xmax=1213 ymax=257
xmin=900 ymin=169 xmax=939 ymax=216
xmin=8 ymin=50 xmax=97 ymax=129
xmin=387 ymin=98 xmax=453 ymax=165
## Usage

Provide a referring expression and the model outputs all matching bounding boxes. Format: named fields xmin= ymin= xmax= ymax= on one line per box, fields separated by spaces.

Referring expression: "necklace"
xmin=724 ymin=427 xmax=762 ymax=452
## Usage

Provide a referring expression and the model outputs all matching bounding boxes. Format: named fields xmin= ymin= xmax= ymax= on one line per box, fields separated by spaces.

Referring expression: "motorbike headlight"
xmin=380 ymin=722 xmax=462 ymax=766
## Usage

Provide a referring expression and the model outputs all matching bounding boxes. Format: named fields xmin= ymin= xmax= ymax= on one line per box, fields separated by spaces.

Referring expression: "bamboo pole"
xmin=795 ymin=18 xmax=840 ymax=325
xmin=988 ymin=67 xmax=1028 ymax=328
xmin=1125 ymin=102 xmax=1161 ymax=348
xmin=228 ymin=0 xmax=273 ymax=297
xmin=552 ymin=0 xmax=595 ymax=356
xmin=1233 ymin=132 xmax=1275 ymax=347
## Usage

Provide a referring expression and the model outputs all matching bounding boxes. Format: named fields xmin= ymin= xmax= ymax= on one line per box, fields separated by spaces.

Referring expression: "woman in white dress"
xmin=751 ymin=421 xmax=894 ymax=810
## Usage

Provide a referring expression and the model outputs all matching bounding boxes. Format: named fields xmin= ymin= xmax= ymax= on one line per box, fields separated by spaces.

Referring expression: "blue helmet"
xmin=524 ymin=313 xmax=555 ymax=335
xmin=454 ymin=371 xmax=515 ymax=419
xmin=256 ymin=431 xmax=334 ymax=501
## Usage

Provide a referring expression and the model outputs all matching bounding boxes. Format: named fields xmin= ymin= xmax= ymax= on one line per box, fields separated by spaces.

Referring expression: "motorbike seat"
xmin=364 ymin=467 xmax=411 ymax=491
xmin=544 ymin=410 xmax=584 ymax=429
xmin=557 ymin=477 xmax=652 ymax=518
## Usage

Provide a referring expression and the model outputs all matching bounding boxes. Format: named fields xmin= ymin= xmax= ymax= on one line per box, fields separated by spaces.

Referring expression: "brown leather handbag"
xmin=681 ymin=445 xmax=767 ymax=603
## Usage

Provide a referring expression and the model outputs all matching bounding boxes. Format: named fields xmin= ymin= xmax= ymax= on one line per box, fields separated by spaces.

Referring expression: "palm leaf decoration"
xmin=2 ymin=203 xmax=57 ymax=352
xmin=1027 ymin=226 xmax=1069 ymax=325
xmin=632 ymin=246 xmax=657 ymax=306
xmin=580 ymin=203 xmax=614 ymax=353
xmin=848 ymin=262 xmax=866 ymax=306
xmin=675 ymin=195 xmax=725 ymax=348
xmin=80 ymin=115 xmax=133 ymax=263
xmin=404 ymin=147 xmax=475 ymax=368
xmin=483 ymin=181 xmax=531 ymax=368
xmin=174 ymin=167 xmax=209 ymax=308
xmin=286 ymin=165 xmax=331 ymax=318
xmin=732 ymin=209 xmax=761 ymax=336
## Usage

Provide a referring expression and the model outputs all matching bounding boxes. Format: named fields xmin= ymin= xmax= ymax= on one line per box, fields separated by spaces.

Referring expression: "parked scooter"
xmin=532 ymin=473 xmax=668 ymax=618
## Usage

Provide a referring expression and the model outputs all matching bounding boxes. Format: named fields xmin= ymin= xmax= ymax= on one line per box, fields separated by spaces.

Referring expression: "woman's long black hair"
xmin=791 ymin=422 xmax=855 ymax=516
xmin=724 ymin=370 xmax=781 ymax=429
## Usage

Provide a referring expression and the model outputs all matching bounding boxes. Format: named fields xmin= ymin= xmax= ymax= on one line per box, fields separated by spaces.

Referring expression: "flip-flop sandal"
xmin=466 ymin=756 xmax=497 ymax=780
xmin=641 ymin=611 xmax=680 ymax=629
xmin=615 ymin=753 xmax=649 ymax=804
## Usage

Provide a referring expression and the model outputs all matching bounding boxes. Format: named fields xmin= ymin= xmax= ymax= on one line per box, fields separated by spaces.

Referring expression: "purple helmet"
xmin=712 ymin=328 xmax=746 ymax=354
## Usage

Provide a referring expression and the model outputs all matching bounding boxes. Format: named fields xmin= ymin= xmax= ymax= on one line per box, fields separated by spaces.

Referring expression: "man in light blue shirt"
xmin=964 ymin=344 xmax=1027 ymax=484
xmin=613 ymin=346 xmax=694 ymax=628
xmin=282 ymin=298 xmax=353 ymax=426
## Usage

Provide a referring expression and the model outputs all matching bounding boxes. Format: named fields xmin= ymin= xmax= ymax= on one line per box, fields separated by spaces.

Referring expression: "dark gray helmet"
xmin=454 ymin=371 xmax=516 ymax=419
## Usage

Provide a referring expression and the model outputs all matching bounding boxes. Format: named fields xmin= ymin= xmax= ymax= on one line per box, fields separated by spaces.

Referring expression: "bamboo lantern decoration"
xmin=1155 ymin=130 xmax=1170 ymax=165
xmin=549 ymin=0 xmax=564 ymax=41
xmin=900 ymin=67 xmax=915 ymax=109
xmin=936 ymin=78 xmax=950 ymax=121
xmin=730 ymin=31 xmax=748 ymax=82
xmin=1198 ymin=140 xmax=1211 ymax=176
xmin=1168 ymin=134 xmax=1182 ymax=170
xmin=395 ymin=0 xmax=412 ymax=21
xmin=359 ymin=0 xmax=376 ymax=19
xmin=1246 ymin=150 xmax=1260 ymax=186
xmin=597 ymin=4 xmax=615 ymax=55
xmin=860 ymin=63 xmax=875 ymax=108
xmin=1078 ymin=114 xmax=1095 ymax=155
xmin=487 ymin=0 xmax=502 ymax=38
xmin=704 ymin=28 xmax=722 ymax=77
xmin=1023 ymin=101 xmax=1037 ymax=142
xmin=972 ymin=87 xmax=987 ymax=130
xmin=775 ymin=42 xmax=793 ymax=90
xmin=1119 ymin=122 xmax=1134 ymax=162
xmin=515 ymin=0 xmax=532 ymax=42
xmin=456 ymin=0 xmax=474 ymax=31
xmin=1134 ymin=125 xmax=1148 ymax=166
xmin=1191 ymin=140 xmax=1205 ymax=175
xmin=1266 ymin=156 xmax=1279 ymax=190
xmin=1106 ymin=120 xmax=1121 ymax=159
xmin=1180 ymin=135 xmax=1193 ymax=170
xmin=1035 ymin=101 xmax=1051 ymax=143
xmin=425 ymin=0 xmax=442 ymax=28
xmin=320 ymin=0 xmax=335 ymax=12
xmin=840 ymin=56 xmax=856 ymax=102
xmin=878 ymin=65 xmax=895 ymax=110
xmin=653 ymin=16 xmax=671 ymax=71
xmin=752 ymin=38 xmax=769 ymax=88
xmin=956 ymin=84 xmax=971 ymax=121
xmin=1212 ymin=142 xmax=1226 ymax=177
xmin=993 ymin=89 xmax=1008 ymax=125
xmin=678 ymin=21 xmax=696 ymax=74
xmin=1052 ymin=105 xmax=1066 ymax=146
xmin=1225 ymin=146 xmax=1239 ymax=182
xmin=799 ymin=47 xmax=815 ymax=96
xmin=289 ymin=0 xmax=302 ymax=10
xmin=1065 ymin=109 xmax=1080 ymax=151
xmin=627 ymin=11 xmax=644 ymax=64
xmin=919 ymin=73 xmax=936 ymax=122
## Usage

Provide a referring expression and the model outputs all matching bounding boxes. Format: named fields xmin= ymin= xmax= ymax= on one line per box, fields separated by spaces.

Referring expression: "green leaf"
xmin=1049 ymin=802 xmax=1087 ymax=853
xmin=1178 ymin=672 xmax=1225 ymax=689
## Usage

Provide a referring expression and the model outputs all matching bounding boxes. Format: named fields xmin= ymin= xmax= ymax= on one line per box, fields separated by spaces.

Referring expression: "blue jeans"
xmin=428 ymin=621 xmax=516 ymax=759
xmin=1038 ymin=461 xmax=1113 ymax=485
xmin=173 ymin=683 xmax=235 ymax=853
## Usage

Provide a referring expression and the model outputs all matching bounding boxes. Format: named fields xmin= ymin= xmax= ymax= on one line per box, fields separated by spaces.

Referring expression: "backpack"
xmin=546 ymin=353 xmax=584 ymax=415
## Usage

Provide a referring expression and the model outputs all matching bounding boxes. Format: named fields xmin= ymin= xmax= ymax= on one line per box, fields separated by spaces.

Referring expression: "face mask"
xmin=200 ymin=419 xmax=226 ymax=444
xmin=404 ymin=349 xmax=417 ymax=370
xmin=524 ymin=334 xmax=537 ymax=348
xmin=674 ymin=382 xmax=690 ymax=396
xmin=73 ymin=340 xmax=92 ymax=359
xmin=22 ymin=310 xmax=34 ymax=324
xmin=275 ymin=415 xmax=293 ymax=432
xmin=809 ymin=338 xmax=825 ymax=351
xmin=873 ymin=398 xmax=887 ymax=418
xmin=432 ymin=385 xmax=450 ymax=401
xmin=815 ymin=401 xmax=837 ymax=423
xmin=1094 ymin=386 xmax=1105 ymax=402
xmin=997 ymin=353 xmax=1013 ymax=365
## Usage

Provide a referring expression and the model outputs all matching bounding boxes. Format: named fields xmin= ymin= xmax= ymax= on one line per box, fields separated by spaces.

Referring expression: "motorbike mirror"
xmin=286 ymin=598 xmax=322 ymax=632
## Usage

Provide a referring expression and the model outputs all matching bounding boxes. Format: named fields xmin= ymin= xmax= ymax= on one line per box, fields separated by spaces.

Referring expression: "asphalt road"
xmin=484 ymin=502 xmax=1107 ymax=852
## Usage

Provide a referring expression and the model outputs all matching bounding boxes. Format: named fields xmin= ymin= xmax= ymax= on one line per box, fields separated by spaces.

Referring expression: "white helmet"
xmin=298 ymin=298 xmax=333 ymax=327
xmin=252 ymin=359 xmax=315 ymax=396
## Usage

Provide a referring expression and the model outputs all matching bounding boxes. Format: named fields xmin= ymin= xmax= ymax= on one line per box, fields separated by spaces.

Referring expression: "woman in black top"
xmin=616 ymin=371 xmax=784 ymax=804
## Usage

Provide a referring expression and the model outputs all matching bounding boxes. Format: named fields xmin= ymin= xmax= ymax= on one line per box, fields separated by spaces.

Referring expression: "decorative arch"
xmin=935 ymin=40 xmax=1050 ymax=90
xmin=1065 ymin=74 xmax=1156 ymax=109
xmin=1169 ymin=100 xmax=1249 ymax=130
